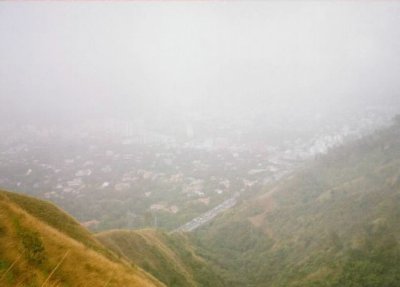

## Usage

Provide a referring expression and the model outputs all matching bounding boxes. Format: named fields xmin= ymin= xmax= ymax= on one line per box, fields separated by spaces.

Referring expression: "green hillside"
xmin=0 ymin=190 xmax=164 ymax=287
xmin=97 ymin=229 xmax=224 ymax=287
xmin=194 ymin=120 xmax=400 ymax=286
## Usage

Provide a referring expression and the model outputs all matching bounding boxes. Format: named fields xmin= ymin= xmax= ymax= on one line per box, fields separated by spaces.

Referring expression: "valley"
xmin=1 ymin=116 xmax=399 ymax=287
xmin=0 ymin=108 xmax=391 ymax=232
xmin=2 ymin=2 xmax=400 ymax=286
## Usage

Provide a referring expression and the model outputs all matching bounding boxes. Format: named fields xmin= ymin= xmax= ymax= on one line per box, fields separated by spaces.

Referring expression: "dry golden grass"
xmin=0 ymin=191 xmax=164 ymax=287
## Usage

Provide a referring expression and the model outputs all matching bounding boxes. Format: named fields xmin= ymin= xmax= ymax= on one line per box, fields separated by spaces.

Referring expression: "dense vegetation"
xmin=193 ymin=119 xmax=400 ymax=286
xmin=97 ymin=229 xmax=224 ymax=287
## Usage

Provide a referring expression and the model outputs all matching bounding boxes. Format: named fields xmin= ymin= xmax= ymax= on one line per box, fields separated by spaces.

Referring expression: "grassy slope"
xmin=0 ymin=190 xmax=105 ymax=253
xmin=0 ymin=191 xmax=164 ymax=287
xmin=194 ymin=122 xmax=400 ymax=286
xmin=97 ymin=229 xmax=225 ymax=287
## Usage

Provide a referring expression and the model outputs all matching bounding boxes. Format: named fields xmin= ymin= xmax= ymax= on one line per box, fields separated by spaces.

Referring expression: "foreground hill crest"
xmin=0 ymin=190 xmax=164 ymax=287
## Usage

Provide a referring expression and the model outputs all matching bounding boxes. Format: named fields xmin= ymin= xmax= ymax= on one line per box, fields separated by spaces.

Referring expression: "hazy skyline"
xmin=1 ymin=1 xmax=400 ymax=124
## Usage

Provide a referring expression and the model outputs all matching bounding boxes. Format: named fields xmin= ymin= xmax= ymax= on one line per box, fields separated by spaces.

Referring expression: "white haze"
xmin=0 ymin=1 xmax=400 ymax=125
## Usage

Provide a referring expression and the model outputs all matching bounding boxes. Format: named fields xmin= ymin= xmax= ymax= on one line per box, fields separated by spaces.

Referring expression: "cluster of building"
xmin=0 ymin=107 xmax=394 ymax=230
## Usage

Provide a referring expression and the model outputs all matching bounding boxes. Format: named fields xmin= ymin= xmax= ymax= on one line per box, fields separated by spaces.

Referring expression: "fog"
xmin=1 ymin=0 xmax=400 ymax=233
xmin=1 ymin=1 xmax=400 ymax=126
xmin=2 ymin=3 xmax=400 ymax=284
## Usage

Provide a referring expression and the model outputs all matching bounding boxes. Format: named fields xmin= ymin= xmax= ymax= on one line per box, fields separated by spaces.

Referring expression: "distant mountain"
xmin=194 ymin=119 xmax=400 ymax=286
xmin=0 ymin=190 xmax=163 ymax=287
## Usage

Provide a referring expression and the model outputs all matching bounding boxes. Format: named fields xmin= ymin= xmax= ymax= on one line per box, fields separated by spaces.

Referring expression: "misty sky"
xmin=1 ymin=1 xmax=400 ymax=124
